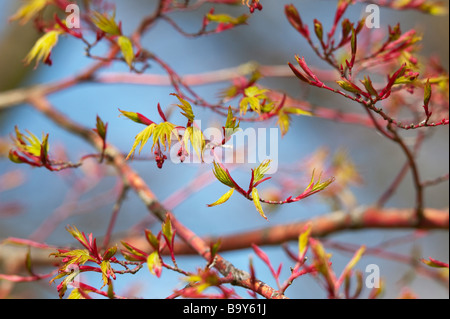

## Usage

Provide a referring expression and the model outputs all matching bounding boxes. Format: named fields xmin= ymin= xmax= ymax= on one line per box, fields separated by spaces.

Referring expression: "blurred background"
xmin=0 ymin=0 xmax=448 ymax=298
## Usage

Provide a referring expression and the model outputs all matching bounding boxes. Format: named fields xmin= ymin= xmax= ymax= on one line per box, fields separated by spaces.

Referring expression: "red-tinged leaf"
xmin=147 ymin=251 xmax=162 ymax=277
xmin=145 ymin=229 xmax=160 ymax=251
xmin=252 ymin=243 xmax=271 ymax=266
xmin=121 ymin=241 xmax=147 ymax=258
xmin=162 ymin=215 xmax=174 ymax=245
xmin=288 ymin=62 xmax=311 ymax=83
xmin=420 ymin=257 xmax=449 ymax=268
xmin=284 ymin=4 xmax=309 ymax=38
xmin=423 ymin=79 xmax=432 ymax=109
xmin=313 ymin=19 xmax=323 ymax=41
xmin=103 ymin=245 xmax=117 ymax=261
xmin=94 ymin=115 xmax=108 ymax=140
xmin=157 ymin=103 xmax=168 ymax=122
xmin=119 ymin=109 xmax=154 ymax=126
xmin=295 ymin=56 xmax=317 ymax=81
xmin=337 ymin=245 xmax=366 ymax=289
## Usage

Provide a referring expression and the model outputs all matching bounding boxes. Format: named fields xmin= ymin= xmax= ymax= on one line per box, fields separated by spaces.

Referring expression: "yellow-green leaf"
xmin=252 ymin=187 xmax=267 ymax=220
xmin=342 ymin=245 xmax=366 ymax=277
xmin=91 ymin=11 xmax=121 ymax=35
xmin=253 ymin=159 xmax=271 ymax=184
xmin=183 ymin=126 xmax=205 ymax=161
xmin=212 ymin=161 xmax=235 ymax=188
xmin=206 ymin=13 xmax=248 ymax=25
xmin=24 ymin=30 xmax=62 ymax=67
xmin=117 ymin=36 xmax=134 ymax=68
xmin=298 ymin=223 xmax=312 ymax=257
xmin=147 ymin=251 xmax=162 ymax=277
xmin=172 ymin=93 xmax=195 ymax=121
xmin=208 ymin=188 xmax=235 ymax=207
xmin=283 ymin=107 xmax=313 ymax=116
xmin=277 ymin=112 xmax=290 ymax=137
xmin=152 ymin=122 xmax=177 ymax=151
xmin=162 ymin=215 xmax=174 ymax=243
xmin=126 ymin=123 xmax=156 ymax=159
xmin=10 ymin=0 xmax=47 ymax=25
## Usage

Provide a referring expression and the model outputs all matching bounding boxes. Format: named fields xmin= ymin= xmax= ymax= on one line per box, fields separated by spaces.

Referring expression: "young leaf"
xmin=212 ymin=161 xmax=236 ymax=188
xmin=24 ymin=30 xmax=62 ymax=67
xmin=119 ymin=109 xmax=154 ymax=125
xmin=206 ymin=13 xmax=248 ymax=25
xmin=145 ymin=229 xmax=160 ymax=251
xmin=162 ymin=215 xmax=174 ymax=245
xmin=336 ymin=79 xmax=363 ymax=94
xmin=253 ymin=159 xmax=271 ymax=185
xmin=252 ymin=187 xmax=267 ymax=220
xmin=277 ymin=112 xmax=290 ymax=137
xmin=183 ymin=126 xmax=205 ymax=161
xmin=360 ymin=76 xmax=378 ymax=96
xmin=171 ymin=93 xmax=195 ymax=121
xmin=340 ymin=245 xmax=366 ymax=280
xmin=423 ymin=79 xmax=432 ymax=107
xmin=152 ymin=122 xmax=177 ymax=151
xmin=298 ymin=223 xmax=312 ymax=258
xmin=283 ymin=107 xmax=313 ymax=116
xmin=147 ymin=251 xmax=162 ymax=277
xmin=117 ymin=36 xmax=134 ymax=68
xmin=207 ymin=187 xmax=235 ymax=207
xmin=420 ymin=257 xmax=449 ymax=268
xmin=126 ymin=123 xmax=156 ymax=159
xmin=91 ymin=11 xmax=121 ymax=35
xmin=224 ymin=106 xmax=240 ymax=131
xmin=9 ymin=0 xmax=47 ymax=24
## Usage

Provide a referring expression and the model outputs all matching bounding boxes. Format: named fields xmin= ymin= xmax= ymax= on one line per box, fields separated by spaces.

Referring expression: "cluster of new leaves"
xmin=209 ymin=160 xmax=334 ymax=220
xmin=285 ymin=1 xmax=448 ymax=130
xmin=10 ymin=0 xmax=264 ymax=71
xmin=48 ymin=221 xmax=384 ymax=299
xmin=249 ymin=223 xmax=380 ymax=298
xmin=4 ymin=0 xmax=448 ymax=300
xmin=120 ymin=94 xmax=207 ymax=168
xmin=50 ymin=226 xmax=122 ymax=298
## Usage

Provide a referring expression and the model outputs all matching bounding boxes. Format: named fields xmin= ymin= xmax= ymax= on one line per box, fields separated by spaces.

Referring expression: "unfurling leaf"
xmin=147 ymin=251 xmax=162 ymax=277
xmin=183 ymin=126 xmax=205 ymax=160
xmin=94 ymin=115 xmax=108 ymax=140
xmin=212 ymin=161 xmax=236 ymax=188
xmin=24 ymin=30 xmax=62 ymax=67
xmin=162 ymin=215 xmax=174 ymax=245
xmin=151 ymin=122 xmax=177 ymax=151
xmin=360 ymin=76 xmax=378 ymax=96
xmin=91 ymin=11 xmax=121 ymax=35
xmin=208 ymin=187 xmax=235 ymax=207
xmin=117 ymin=36 xmax=134 ymax=68
xmin=336 ymin=79 xmax=362 ymax=94
xmin=341 ymin=245 xmax=366 ymax=278
xmin=253 ymin=159 xmax=271 ymax=185
xmin=206 ymin=13 xmax=248 ymax=25
xmin=126 ymin=123 xmax=156 ymax=159
xmin=298 ymin=223 xmax=312 ymax=258
xmin=277 ymin=112 xmax=290 ymax=137
xmin=9 ymin=0 xmax=47 ymax=24
xmin=304 ymin=169 xmax=334 ymax=194
xmin=420 ymin=257 xmax=449 ymax=268
xmin=423 ymin=79 xmax=432 ymax=107
xmin=252 ymin=187 xmax=267 ymax=220
xmin=171 ymin=93 xmax=195 ymax=121
xmin=119 ymin=109 xmax=154 ymax=125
